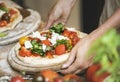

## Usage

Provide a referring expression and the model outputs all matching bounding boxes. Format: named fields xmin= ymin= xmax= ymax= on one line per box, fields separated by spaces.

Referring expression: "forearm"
xmin=89 ymin=8 xmax=120 ymax=42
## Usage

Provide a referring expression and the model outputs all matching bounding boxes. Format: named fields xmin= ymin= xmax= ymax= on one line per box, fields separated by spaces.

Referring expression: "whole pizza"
xmin=0 ymin=2 xmax=22 ymax=32
xmin=8 ymin=23 xmax=87 ymax=72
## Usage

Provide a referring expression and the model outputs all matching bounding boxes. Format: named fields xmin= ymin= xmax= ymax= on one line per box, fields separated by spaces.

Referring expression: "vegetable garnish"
xmin=19 ymin=23 xmax=80 ymax=57
xmin=49 ymin=23 xmax=64 ymax=34
xmin=88 ymin=29 xmax=120 ymax=82
xmin=0 ymin=32 xmax=8 ymax=37
xmin=0 ymin=3 xmax=9 ymax=13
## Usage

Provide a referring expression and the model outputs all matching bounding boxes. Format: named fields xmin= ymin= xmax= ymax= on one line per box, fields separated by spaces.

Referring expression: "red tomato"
xmin=10 ymin=76 xmax=25 ymax=82
xmin=62 ymin=29 xmax=80 ymax=46
xmin=54 ymin=77 xmax=64 ymax=82
xmin=9 ymin=9 xmax=17 ymax=16
xmin=41 ymin=39 xmax=51 ymax=46
xmin=55 ymin=44 xmax=66 ymax=55
xmin=72 ymin=35 xmax=80 ymax=46
xmin=86 ymin=64 xmax=110 ymax=82
xmin=40 ymin=69 xmax=59 ymax=82
xmin=0 ymin=20 xmax=7 ymax=27
xmin=46 ymin=51 xmax=53 ymax=58
xmin=69 ymin=31 xmax=77 ymax=39
xmin=63 ymin=74 xmax=83 ymax=82
xmin=62 ymin=29 xmax=71 ymax=37
xmin=19 ymin=46 xmax=32 ymax=57
xmin=86 ymin=64 xmax=101 ymax=81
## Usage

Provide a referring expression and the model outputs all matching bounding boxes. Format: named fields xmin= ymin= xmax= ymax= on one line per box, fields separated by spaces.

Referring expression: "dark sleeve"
xmin=12 ymin=0 xmax=26 ymax=8
xmin=81 ymin=0 xmax=105 ymax=33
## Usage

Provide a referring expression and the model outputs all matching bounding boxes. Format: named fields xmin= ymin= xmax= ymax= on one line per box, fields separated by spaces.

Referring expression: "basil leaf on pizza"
xmin=49 ymin=23 xmax=64 ymax=34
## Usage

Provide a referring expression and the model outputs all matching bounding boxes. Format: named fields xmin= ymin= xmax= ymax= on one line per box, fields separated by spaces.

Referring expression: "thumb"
xmin=62 ymin=46 xmax=77 ymax=68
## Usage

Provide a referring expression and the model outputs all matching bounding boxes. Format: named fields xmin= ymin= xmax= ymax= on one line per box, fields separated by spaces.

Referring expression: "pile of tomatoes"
xmin=10 ymin=69 xmax=84 ymax=82
xmin=7 ymin=63 xmax=111 ymax=82
xmin=86 ymin=64 xmax=110 ymax=82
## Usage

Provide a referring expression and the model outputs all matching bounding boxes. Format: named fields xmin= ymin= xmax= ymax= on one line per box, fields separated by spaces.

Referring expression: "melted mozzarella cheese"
xmin=32 ymin=31 xmax=46 ymax=40
xmin=24 ymin=41 xmax=32 ymax=49
xmin=48 ymin=32 xmax=69 ymax=45
xmin=0 ymin=10 xmax=6 ymax=17
xmin=42 ymin=44 xmax=46 ymax=52
xmin=66 ymin=27 xmax=76 ymax=31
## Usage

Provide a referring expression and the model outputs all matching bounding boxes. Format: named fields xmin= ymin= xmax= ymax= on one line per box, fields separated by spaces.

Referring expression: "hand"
xmin=60 ymin=36 xmax=94 ymax=74
xmin=60 ymin=6 xmax=120 ymax=74
xmin=44 ymin=0 xmax=76 ymax=30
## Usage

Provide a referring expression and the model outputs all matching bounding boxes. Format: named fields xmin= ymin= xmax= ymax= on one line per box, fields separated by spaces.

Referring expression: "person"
xmin=44 ymin=0 xmax=120 ymax=74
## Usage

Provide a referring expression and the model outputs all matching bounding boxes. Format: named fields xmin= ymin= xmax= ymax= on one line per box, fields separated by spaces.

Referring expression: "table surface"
xmin=0 ymin=22 xmax=44 ymax=76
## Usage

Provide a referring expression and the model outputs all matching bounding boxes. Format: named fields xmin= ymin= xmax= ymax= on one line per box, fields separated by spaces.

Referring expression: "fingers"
xmin=62 ymin=46 xmax=77 ymax=69
xmin=44 ymin=17 xmax=54 ymax=30
xmin=54 ymin=19 xmax=66 ymax=26
xmin=61 ymin=61 xmax=89 ymax=74
xmin=61 ymin=50 xmax=94 ymax=74
xmin=61 ymin=55 xmax=94 ymax=74
xmin=44 ymin=15 xmax=67 ymax=30
xmin=61 ymin=62 xmax=80 ymax=74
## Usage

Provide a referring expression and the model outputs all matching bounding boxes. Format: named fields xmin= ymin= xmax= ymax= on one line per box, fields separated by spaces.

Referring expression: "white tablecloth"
xmin=0 ymin=43 xmax=20 ymax=76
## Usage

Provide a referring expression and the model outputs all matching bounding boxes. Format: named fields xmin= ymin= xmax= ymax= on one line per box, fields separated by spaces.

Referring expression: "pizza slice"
xmin=0 ymin=3 xmax=22 ymax=32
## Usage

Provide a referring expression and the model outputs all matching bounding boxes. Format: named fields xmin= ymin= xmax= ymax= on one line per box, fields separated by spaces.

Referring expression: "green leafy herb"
xmin=0 ymin=32 xmax=8 ymax=37
xmin=88 ymin=29 xmax=120 ymax=82
xmin=46 ymin=46 xmax=52 ymax=51
xmin=0 ymin=3 xmax=9 ymax=13
xmin=54 ymin=39 xmax=72 ymax=51
xmin=31 ymin=39 xmax=45 ymax=57
xmin=49 ymin=23 xmax=64 ymax=34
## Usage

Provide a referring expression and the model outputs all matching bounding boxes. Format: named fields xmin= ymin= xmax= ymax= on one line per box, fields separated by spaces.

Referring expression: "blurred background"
xmin=13 ymin=0 xmax=104 ymax=34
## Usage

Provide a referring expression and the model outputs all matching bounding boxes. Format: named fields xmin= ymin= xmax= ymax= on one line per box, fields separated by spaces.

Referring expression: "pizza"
xmin=0 ymin=2 xmax=22 ymax=32
xmin=8 ymin=23 xmax=87 ymax=72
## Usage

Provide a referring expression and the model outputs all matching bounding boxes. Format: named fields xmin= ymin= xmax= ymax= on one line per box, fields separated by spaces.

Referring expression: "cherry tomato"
xmin=41 ymin=39 xmax=51 ymax=46
xmin=40 ymin=69 xmax=59 ymax=82
xmin=86 ymin=64 xmax=110 ymax=82
xmin=19 ymin=46 xmax=32 ymax=57
xmin=86 ymin=64 xmax=101 ymax=81
xmin=33 ymin=73 xmax=45 ymax=82
xmin=19 ymin=36 xmax=29 ymax=46
xmin=46 ymin=51 xmax=53 ymax=58
xmin=10 ymin=76 xmax=25 ymax=82
xmin=55 ymin=44 xmax=66 ymax=55
xmin=62 ymin=29 xmax=71 ymax=37
xmin=0 ymin=20 xmax=7 ymax=27
xmin=54 ymin=77 xmax=64 ymax=82
xmin=9 ymin=8 xmax=17 ymax=16
xmin=63 ymin=74 xmax=80 ymax=81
